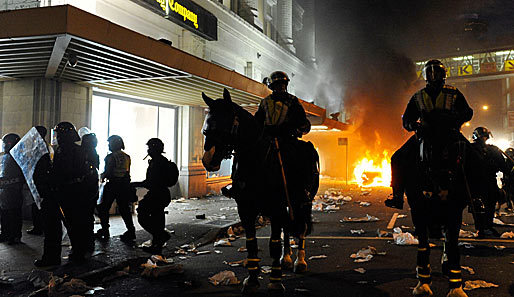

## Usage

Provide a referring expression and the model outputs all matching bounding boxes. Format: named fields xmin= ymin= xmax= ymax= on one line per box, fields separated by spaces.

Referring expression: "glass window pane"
xmin=207 ymin=157 xmax=232 ymax=178
xmin=109 ymin=99 xmax=158 ymax=181
xmin=158 ymin=107 xmax=177 ymax=162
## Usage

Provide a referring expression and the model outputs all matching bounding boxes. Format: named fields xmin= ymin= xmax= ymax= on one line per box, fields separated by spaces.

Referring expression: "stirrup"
xmin=413 ymin=281 xmax=433 ymax=296
xmin=447 ymin=286 xmax=468 ymax=297
xmin=241 ymin=276 xmax=260 ymax=295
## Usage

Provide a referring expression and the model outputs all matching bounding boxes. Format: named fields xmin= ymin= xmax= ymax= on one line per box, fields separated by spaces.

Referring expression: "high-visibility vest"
xmin=261 ymin=94 xmax=295 ymax=126
xmin=414 ymin=85 xmax=458 ymax=116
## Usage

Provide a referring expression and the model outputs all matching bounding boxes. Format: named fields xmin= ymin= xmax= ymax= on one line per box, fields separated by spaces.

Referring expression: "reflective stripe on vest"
xmin=414 ymin=87 xmax=457 ymax=113
xmin=262 ymin=96 xmax=290 ymax=126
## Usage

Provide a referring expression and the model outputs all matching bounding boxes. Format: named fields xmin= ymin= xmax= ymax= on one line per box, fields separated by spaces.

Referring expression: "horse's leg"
xmin=293 ymin=230 xmax=307 ymax=273
xmin=241 ymin=214 xmax=260 ymax=294
xmin=445 ymin=203 xmax=468 ymax=297
xmin=267 ymin=215 xmax=285 ymax=293
xmin=410 ymin=201 xmax=434 ymax=296
xmin=280 ymin=225 xmax=293 ymax=270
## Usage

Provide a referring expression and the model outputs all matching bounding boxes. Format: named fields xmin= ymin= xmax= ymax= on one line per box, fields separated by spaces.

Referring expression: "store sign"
xmin=132 ymin=0 xmax=217 ymax=41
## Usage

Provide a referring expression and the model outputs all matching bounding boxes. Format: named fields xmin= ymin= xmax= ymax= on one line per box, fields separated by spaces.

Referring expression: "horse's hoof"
xmin=267 ymin=282 xmax=285 ymax=294
xmin=447 ymin=286 xmax=468 ymax=297
xmin=293 ymin=258 xmax=308 ymax=273
xmin=412 ymin=282 xmax=433 ymax=296
xmin=241 ymin=277 xmax=260 ymax=295
xmin=280 ymin=253 xmax=293 ymax=270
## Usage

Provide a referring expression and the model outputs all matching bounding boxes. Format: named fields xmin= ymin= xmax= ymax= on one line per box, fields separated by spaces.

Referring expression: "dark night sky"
xmin=311 ymin=0 xmax=514 ymax=152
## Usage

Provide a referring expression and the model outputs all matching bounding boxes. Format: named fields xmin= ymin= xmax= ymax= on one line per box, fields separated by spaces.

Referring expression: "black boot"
xmin=95 ymin=228 xmax=110 ymax=240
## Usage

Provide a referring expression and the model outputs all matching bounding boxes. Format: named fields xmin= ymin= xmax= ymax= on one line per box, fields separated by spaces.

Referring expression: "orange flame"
xmin=353 ymin=150 xmax=391 ymax=187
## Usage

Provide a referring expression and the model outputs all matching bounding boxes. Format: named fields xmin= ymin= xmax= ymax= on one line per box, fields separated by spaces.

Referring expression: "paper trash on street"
xmin=500 ymin=231 xmax=514 ymax=238
xmin=459 ymin=229 xmax=478 ymax=238
xmin=359 ymin=201 xmax=371 ymax=207
xmin=214 ymin=239 xmax=232 ymax=247
xmin=463 ymin=280 xmax=498 ymax=290
xmin=350 ymin=229 xmax=365 ymax=235
xmin=308 ymin=255 xmax=328 ymax=260
xmin=461 ymin=266 xmax=475 ymax=275
xmin=392 ymin=228 xmax=419 ymax=245
xmin=208 ymin=270 xmax=240 ymax=286
xmin=342 ymin=214 xmax=379 ymax=222
xmin=354 ymin=268 xmax=366 ymax=274
xmin=350 ymin=246 xmax=385 ymax=262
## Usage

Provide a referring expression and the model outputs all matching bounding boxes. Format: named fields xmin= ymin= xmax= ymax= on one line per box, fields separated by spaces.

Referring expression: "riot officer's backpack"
xmin=166 ymin=159 xmax=179 ymax=187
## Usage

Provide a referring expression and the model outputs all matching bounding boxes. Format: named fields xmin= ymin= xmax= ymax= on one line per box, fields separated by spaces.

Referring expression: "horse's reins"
xmin=273 ymin=138 xmax=294 ymax=221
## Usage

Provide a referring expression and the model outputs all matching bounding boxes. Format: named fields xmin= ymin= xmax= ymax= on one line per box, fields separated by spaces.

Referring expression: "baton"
xmin=273 ymin=138 xmax=294 ymax=221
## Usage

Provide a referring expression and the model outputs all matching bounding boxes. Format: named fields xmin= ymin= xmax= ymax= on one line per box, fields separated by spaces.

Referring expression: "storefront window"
xmin=207 ymin=157 xmax=233 ymax=179
xmin=91 ymin=94 xmax=177 ymax=181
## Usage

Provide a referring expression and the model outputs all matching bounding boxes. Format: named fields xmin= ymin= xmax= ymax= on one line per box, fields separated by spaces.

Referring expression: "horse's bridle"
xmin=203 ymin=111 xmax=240 ymax=160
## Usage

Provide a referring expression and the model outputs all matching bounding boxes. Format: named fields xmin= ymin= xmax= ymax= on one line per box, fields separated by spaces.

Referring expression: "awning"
xmin=0 ymin=4 xmax=334 ymax=121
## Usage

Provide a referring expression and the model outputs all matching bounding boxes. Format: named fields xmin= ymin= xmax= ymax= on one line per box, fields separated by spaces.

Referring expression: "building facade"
xmin=0 ymin=0 xmax=323 ymax=197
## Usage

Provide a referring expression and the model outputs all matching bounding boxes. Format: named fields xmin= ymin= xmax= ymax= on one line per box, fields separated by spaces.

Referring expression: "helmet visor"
xmin=423 ymin=64 xmax=446 ymax=82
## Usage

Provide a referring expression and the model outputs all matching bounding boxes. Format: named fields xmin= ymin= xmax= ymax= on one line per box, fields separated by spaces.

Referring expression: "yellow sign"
xmin=156 ymin=0 xmax=199 ymax=29
xmin=458 ymin=65 xmax=472 ymax=76
xmin=416 ymin=70 xmax=422 ymax=79
xmin=505 ymin=60 xmax=514 ymax=71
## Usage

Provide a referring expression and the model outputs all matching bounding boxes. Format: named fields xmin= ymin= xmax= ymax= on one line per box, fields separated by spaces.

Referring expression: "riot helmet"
xmin=472 ymin=126 xmax=492 ymax=143
xmin=107 ymin=135 xmax=125 ymax=151
xmin=35 ymin=126 xmax=47 ymax=139
xmin=423 ymin=60 xmax=446 ymax=85
xmin=53 ymin=121 xmax=80 ymax=145
xmin=266 ymin=71 xmax=290 ymax=91
xmin=81 ymin=133 xmax=98 ymax=150
xmin=505 ymin=148 xmax=514 ymax=159
xmin=1 ymin=133 xmax=20 ymax=153
xmin=146 ymin=138 xmax=164 ymax=157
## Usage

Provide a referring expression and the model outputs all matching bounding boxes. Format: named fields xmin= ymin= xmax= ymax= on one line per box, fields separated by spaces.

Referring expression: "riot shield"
xmin=10 ymin=127 xmax=49 ymax=209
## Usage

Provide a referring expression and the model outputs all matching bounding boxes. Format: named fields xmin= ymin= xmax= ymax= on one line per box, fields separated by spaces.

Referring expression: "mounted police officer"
xmin=49 ymin=122 xmax=92 ymax=263
xmin=0 ymin=133 xmax=25 ymax=245
xmin=470 ymin=127 xmax=507 ymax=238
xmin=395 ymin=60 xmax=473 ymax=297
xmin=254 ymin=71 xmax=311 ymax=291
xmin=96 ymin=135 xmax=136 ymax=242
xmin=132 ymin=138 xmax=178 ymax=255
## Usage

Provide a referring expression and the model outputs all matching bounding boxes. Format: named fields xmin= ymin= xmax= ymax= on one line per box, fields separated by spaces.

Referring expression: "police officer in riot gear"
xmin=471 ymin=127 xmax=507 ymax=238
xmin=503 ymin=147 xmax=514 ymax=210
xmin=254 ymin=71 xmax=311 ymax=290
xmin=50 ymin=122 xmax=91 ymax=263
xmin=33 ymin=126 xmax=62 ymax=267
xmin=96 ymin=135 xmax=136 ymax=242
xmin=394 ymin=60 xmax=473 ymax=297
xmin=133 ymin=138 xmax=178 ymax=254
xmin=81 ymin=132 xmax=99 ymax=251
xmin=0 ymin=133 xmax=24 ymax=245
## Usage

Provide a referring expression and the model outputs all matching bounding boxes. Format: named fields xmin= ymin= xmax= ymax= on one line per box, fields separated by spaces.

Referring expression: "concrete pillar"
xmin=240 ymin=0 xmax=262 ymax=30
xmin=0 ymin=78 xmax=91 ymax=140
xmin=177 ymin=105 xmax=207 ymax=198
xmin=277 ymin=0 xmax=295 ymax=53
xmin=299 ymin=0 xmax=316 ymax=65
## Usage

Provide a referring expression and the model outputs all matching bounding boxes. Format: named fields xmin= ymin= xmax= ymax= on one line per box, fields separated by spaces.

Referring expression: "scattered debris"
xmin=214 ymin=239 xmax=232 ymax=247
xmin=214 ymin=250 xmax=222 ymax=254
xmin=196 ymin=250 xmax=211 ymax=255
xmin=321 ymin=244 xmax=330 ymax=248
xmin=359 ymin=202 xmax=371 ymax=207
xmin=463 ymin=280 xmax=498 ymax=291
xmin=494 ymin=245 xmax=506 ymax=250
xmin=350 ymin=246 xmax=386 ymax=263
xmin=326 ymin=205 xmax=340 ymax=211
xmin=237 ymin=247 xmax=247 ymax=252
xmin=461 ymin=266 xmax=475 ymax=275
xmin=397 ymin=214 xmax=408 ymax=219
xmin=360 ymin=191 xmax=370 ymax=196
xmin=141 ymin=258 xmax=184 ymax=278
xmin=261 ymin=266 xmax=272 ymax=274
xmin=294 ymin=287 xmax=310 ymax=294
xmin=459 ymin=229 xmax=478 ymax=238
xmin=350 ymin=229 xmax=365 ymax=235
xmin=342 ymin=214 xmax=379 ymax=222
xmin=500 ymin=231 xmax=514 ymax=238
xmin=223 ymin=259 xmax=247 ymax=267
xmin=354 ymin=268 xmax=366 ymax=274
xmin=458 ymin=242 xmax=475 ymax=249
xmin=308 ymin=255 xmax=328 ymax=260
xmin=377 ymin=229 xmax=392 ymax=237
xmin=28 ymin=269 xmax=52 ymax=288
xmin=493 ymin=218 xmax=505 ymax=225
xmin=343 ymin=196 xmax=352 ymax=201
xmin=48 ymin=277 xmax=91 ymax=297
xmin=392 ymin=228 xmax=418 ymax=245
xmin=356 ymin=280 xmax=368 ymax=284
xmin=85 ymin=286 xmax=105 ymax=295
xmin=208 ymin=271 xmax=240 ymax=286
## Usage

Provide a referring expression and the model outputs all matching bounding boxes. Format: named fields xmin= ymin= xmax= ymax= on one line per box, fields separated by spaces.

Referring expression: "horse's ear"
xmin=202 ymin=92 xmax=214 ymax=107
xmin=223 ymin=88 xmax=232 ymax=103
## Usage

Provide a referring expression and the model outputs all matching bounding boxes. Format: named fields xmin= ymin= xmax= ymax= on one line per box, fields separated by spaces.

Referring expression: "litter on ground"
xmin=354 ymin=268 xmax=366 ymax=274
xmin=308 ymin=255 xmax=328 ymax=260
xmin=342 ymin=214 xmax=379 ymax=222
xmin=208 ymin=271 xmax=240 ymax=286
xmin=463 ymin=280 xmax=498 ymax=291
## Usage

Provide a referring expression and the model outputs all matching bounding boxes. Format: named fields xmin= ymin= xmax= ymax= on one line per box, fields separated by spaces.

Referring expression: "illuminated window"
xmin=91 ymin=93 xmax=177 ymax=182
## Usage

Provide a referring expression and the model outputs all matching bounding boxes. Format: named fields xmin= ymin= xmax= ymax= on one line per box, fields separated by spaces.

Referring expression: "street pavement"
xmin=2 ymin=185 xmax=514 ymax=297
